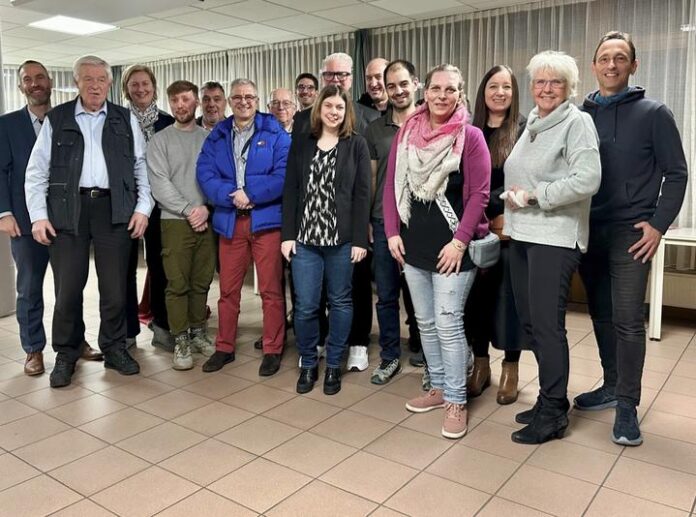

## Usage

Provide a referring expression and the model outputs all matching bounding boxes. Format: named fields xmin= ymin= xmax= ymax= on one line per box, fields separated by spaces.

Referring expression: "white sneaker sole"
xmin=405 ymin=401 xmax=445 ymax=413
xmin=442 ymin=426 xmax=468 ymax=439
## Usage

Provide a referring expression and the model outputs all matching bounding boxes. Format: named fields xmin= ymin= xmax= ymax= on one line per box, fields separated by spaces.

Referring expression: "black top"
xmin=282 ymin=133 xmax=371 ymax=248
xmin=402 ymin=170 xmax=474 ymax=273
xmin=364 ymin=108 xmax=399 ymax=220
xmin=298 ymin=146 xmax=339 ymax=246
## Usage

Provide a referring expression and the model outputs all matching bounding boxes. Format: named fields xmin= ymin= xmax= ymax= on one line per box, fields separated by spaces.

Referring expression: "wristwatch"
xmin=527 ymin=196 xmax=539 ymax=207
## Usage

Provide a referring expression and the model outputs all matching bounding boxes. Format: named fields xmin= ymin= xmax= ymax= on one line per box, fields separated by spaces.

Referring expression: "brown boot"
xmin=467 ymin=357 xmax=490 ymax=398
xmin=497 ymin=360 xmax=519 ymax=405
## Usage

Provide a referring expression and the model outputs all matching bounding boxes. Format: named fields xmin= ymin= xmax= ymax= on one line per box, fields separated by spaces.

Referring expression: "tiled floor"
xmin=1 ymin=261 xmax=696 ymax=516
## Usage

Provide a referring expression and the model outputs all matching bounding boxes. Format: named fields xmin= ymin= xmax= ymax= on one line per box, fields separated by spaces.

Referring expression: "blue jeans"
xmin=404 ymin=263 xmax=476 ymax=404
xmin=371 ymin=219 xmax=401 ymax=361
xmin=292 ymin=242 xmax=353 ymax=368
xmin=10 ymin=235 xmax=50 ymax=353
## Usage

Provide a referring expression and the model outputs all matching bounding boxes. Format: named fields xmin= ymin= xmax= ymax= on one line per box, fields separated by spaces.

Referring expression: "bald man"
xmin=267 ymin=88 xmax=296 ymax=133
xmin=358 ymin=57 xmax=389 ymax=113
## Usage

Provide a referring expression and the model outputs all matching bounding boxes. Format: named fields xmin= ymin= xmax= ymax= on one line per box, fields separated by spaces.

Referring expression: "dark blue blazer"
xmin=0 ymin=107 xmax=38 ymax=235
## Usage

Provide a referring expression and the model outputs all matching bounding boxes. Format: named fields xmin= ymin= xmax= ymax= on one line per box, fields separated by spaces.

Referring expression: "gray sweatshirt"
xmin=147 ymin=124 xmax=208 ymax=220
xmin=503 ymin=100 xmax=601 ymax=252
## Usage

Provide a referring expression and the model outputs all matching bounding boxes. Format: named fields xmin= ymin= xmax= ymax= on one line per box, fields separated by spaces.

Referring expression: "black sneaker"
xmin=254 ymin=337 xmax=263 ymax=350
xmin=371 ymin=359 xmax=402 ymax=385
xmin=573 ymin=385 xmax=617 ymax=411
xmin=50 ymin=355 xmax=76 ymax=388
xmin=104 ymin=348 xmax=140 ymax=375
xmin=612 ymin=400 xmax=643 ymax=446
xmin=202 ymin=351 xmax=235 ymax=372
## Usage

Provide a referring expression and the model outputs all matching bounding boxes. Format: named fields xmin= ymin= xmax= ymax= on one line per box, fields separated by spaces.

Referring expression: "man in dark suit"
xmin=0 ymin=60 xmax=102 ymax=377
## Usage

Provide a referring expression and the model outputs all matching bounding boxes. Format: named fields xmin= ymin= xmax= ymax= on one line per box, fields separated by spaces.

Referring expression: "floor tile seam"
xmin=170 ymin=407 xmax=257 ymax=437
xmin=17 ymin=437 xmax=112 ymax=476
xmin=0 ymin=409 xmax=95 ymax=453
xmin=309 ymin=412 xmax=397 ymax=449
xmin=14 ymin=385 xmax=101 ymax=412
xmin=256 ymin=395 xmax=346 ymax=429
xmin=0 ymin=449 xmax=44 ymax=493
xmin=220 ymin=389 xmax=301 ymax=415
xmin=150 ymin=485 xmax=258 ymax=516
xmin=482 ymin=493 xmax=563 ymax=517
xmin=110 ymin=423 xmax=209 ymax=465
xmin=607 ymin=451 xmax=696 ymax=484
xmin=46 ymin=497 xmax=114 ymax=516
xmin=178 ymin=378 xmax=257 ymax=400
xmin=592 ymin=484 xmax=696 ymax=514
xmin=129 ymin=393 xmax=219 ymax=421
xmin=691 ymin=492 xmax=696 ymax=514
xmin=579 ymin=439 xmax=626 ymax=517
xmin=46 ymin=400 xmax=134 ymax=428
xmin=210 ymin=415 xmax=305 ymax=455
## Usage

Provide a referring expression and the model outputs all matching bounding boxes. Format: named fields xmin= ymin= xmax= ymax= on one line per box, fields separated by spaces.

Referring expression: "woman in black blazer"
xmin=281 ymin=85 xmax=371 ymax=396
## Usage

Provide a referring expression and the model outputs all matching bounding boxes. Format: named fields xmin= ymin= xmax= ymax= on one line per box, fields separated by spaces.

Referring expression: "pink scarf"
xmin=394 ymin=102 xmax=468 ymax=226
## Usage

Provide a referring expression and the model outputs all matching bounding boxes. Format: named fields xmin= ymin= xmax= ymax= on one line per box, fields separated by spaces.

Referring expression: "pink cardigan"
xmin=383 ymin=124 xmax=491 ymax=245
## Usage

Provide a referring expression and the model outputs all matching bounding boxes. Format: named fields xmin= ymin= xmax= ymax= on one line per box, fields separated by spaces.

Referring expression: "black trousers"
xmin=348 ymin=250 xmax=373 ymax=346
xmin=143 ymin=205 xmax=169 ymax=330
xmin=579 ymin=223 xmax=650 ymax=406
xmin=466 ymin=242 xmax=523 ymax=361
xmin=509 ymin=240 xmax=580 ymax=409
xmin=125 ymin=240 xmax=140 ymax=338
xmin=49 ymin=195 xmax=131 ymax=362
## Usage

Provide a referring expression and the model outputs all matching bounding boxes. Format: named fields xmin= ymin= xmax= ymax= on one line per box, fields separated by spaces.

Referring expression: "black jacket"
xmin=46 ymin=99 xmax=138 ymax=233
xmin=281 ymin=132 xmax=371 ymax=248
xmin=580 ymin=87 xmax=687 ymax=233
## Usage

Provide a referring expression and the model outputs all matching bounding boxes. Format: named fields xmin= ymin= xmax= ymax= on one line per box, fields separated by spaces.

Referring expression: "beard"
xmin=175 ymin=111 xmax=196 ymax=125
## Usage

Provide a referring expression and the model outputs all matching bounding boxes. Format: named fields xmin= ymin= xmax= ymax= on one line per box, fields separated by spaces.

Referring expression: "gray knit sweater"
xmin=503 ymin=101 xmax=601 ymax=252
xmin=147 ymin=124 xmax=208 ymax=220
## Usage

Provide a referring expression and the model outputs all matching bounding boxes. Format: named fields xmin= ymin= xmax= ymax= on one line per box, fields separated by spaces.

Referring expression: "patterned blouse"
xmin=297 ymin=145 xmax=339 ymax=246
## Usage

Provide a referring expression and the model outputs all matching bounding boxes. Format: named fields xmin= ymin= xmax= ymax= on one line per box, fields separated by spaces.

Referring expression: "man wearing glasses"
xmin=268 ymin=88 xmax=296 ymax=133
xmin=294 ymin=73 xmax=318 ymax=111
xmin=293 ymin=52 xmax=380 ymax=136
xmin=197 ymin=78 xmax=291 ymax=377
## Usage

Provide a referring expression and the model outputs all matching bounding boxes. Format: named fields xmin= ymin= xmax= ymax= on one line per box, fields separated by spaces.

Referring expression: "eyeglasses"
xmin=230 ymin=95 xmax=257 ymax=104
xmin=321 ymin=71 xmax=351 ymax=81
xmin=269 ymin=100 xmax=295 ymax=110
xmin=595 ymin=55 xmax=630 ymax=66
xmin=296 ymin=84 xmax=316 ymax=92
xmin=533 ymin=79 xmax=565 ymax=90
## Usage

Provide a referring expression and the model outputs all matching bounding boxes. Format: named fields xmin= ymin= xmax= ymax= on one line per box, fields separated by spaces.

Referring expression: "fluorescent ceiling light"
xmin=29 ymin=15 xmax=117 ymax=36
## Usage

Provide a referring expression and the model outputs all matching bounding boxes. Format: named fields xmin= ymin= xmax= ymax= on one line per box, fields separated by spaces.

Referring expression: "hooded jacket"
xmin=580 ymin=87 xmax=687 ymax=233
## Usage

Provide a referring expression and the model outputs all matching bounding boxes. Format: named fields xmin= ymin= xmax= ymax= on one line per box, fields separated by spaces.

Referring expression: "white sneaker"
xmin=298 ymin=345 xmax=326 ymax=367
xmin=189 ymin=328 xmax=215 ymax=357
xmin=173 ymin=336 xmax=193 ymax=370
xmin=347 ymin=346 xmax=369 ymax=372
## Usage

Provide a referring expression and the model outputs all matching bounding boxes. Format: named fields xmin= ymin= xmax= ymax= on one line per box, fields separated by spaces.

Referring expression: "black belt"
xmin=236 ymin=209 xmax=251 ymax=217
xmin=79 ymin=187 xmax=111 ymax=198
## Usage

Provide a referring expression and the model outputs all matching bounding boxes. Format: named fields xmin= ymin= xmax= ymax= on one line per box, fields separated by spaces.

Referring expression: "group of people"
xmin=0 ymin=30 xmax=687 ymax=445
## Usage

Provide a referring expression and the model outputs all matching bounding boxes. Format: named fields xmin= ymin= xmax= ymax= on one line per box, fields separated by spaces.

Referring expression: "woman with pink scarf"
xmin=383 ymin=64 xmax=491 ymax=439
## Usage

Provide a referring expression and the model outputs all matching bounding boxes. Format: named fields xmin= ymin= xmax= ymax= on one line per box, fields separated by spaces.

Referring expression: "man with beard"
xmin=147 ymin=80 xmax=216 ymax=370
xmin=294 ymin=73 xmax=318 ymax=111
xmin=197 ymin=81 xmax=227 ymax=131
xmin=0 ymin=59 xmax=102 ymax=376
xmin=358 ymin=58 xmax=389 ymax=113
xmin=364 ymin=59 xmax=421 ymax=384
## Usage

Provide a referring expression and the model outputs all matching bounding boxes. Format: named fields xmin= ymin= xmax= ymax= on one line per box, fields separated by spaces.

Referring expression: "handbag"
xmin=434 ymin=166 xmax=501 ymax=269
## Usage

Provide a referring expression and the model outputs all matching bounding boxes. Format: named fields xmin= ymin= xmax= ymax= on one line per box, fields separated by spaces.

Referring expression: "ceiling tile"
xmin=0 ymin=20 xmax=20 ymax=31
xmin=0 ymin=5 xmax=47 ymax=25
xmin=190 ymin=0 xmax=245 ymax=8
xmin=147 ymin=38 xmax=216 ymax=52
xmin=153 ymin=5 xmax=201 ymax=18
xmin=267 ymin=0 xmax=359 ymax=12
xmin=112 ymin=16 xmax=156 ymax=27
xmin=220 ymin=23 xmax=303 ymax=42
xmin=3 ymin=26 xmax=74 ymax=42
xmin=211 ymin=0 xmax=303 ymax=22
xmin=127 ymin=19 xmax=207 ymax=36
xmin=181 ymin=30 xmax=257 ymax=47
xmin=265 ymin=14 xmax=353 ymax=36
xmin=93 ymin=28 xmax=167 ymax=44
xmin=314 ymin=4 xmax=410 ymax=27
xmin=166 ymin=10 xmax=248 ymax=29
xmin=371 ymin=0 xmax=462 ymax=16
xmin=2 ymin=34 xmax=49 ymax=48
xmin=59 ymin=36 xmax=129 ymax=51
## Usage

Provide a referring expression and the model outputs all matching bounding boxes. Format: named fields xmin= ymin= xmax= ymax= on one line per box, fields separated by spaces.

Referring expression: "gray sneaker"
xmin=151 ymin=323 xmax=175 ymax=352
xmin=189 ymin=327 xmax=215 ymax=357
xmin=371 ymin=359 xmax=402 ymax=385
xmin=173 ymin=334 xmax=193 ymax=370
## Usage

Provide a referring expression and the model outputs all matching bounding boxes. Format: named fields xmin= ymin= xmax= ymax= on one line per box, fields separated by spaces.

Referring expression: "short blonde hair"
xmin=122 ymin=64 xmax=158 ymax=102
xmin=526 ymin=50 xmax=579 ymax=99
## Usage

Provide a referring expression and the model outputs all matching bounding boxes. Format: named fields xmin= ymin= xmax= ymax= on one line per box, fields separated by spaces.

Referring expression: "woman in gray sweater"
xmin=502 ymin=51 xmax=601 ymax=444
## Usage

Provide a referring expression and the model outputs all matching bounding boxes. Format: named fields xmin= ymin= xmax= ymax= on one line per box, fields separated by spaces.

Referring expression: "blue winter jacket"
xmin=196 ymin=112 xmax=291 ymax=239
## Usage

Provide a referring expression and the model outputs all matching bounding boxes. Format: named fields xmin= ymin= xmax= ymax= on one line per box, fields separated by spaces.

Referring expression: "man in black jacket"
xmin=25 ymin=55 xmax=153 ymax=388
xmin=575 ymin=32 xmax=688 ymax=446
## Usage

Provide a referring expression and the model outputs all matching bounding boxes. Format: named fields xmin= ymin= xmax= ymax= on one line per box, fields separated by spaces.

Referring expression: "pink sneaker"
xmin=442 ymin=402 xmax=468 ymax=439
xmin=406 ymin=389 xmax=445 ymax=413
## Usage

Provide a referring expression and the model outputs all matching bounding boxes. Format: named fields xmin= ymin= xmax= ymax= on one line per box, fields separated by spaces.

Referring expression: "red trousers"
xmin=216 ymin=216 xmax=285 ymax=354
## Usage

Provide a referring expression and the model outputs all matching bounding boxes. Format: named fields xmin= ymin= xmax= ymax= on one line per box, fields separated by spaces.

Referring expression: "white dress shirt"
xmin=25 ymin=98 xmax=153 ymax=223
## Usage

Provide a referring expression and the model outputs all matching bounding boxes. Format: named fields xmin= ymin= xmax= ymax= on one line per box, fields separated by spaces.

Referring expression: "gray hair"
xmin=322 ymin=52 xmax=353 ymax=72
xmin=526 ymin=50 xmax=579 ymax=99
xmin=229 ymin=78 xmax=257 ymax=94
xmin=269 ymin=87 xmax=296 ymax=103
xmin=72 ymin=55 xmax=112 ymax=82
xmin=424 ymin=64 xmax=465 ymax=94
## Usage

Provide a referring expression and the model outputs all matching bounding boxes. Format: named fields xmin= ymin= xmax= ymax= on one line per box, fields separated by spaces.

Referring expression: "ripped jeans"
xmin=404 ymin=263 xmax=477 ymax=404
